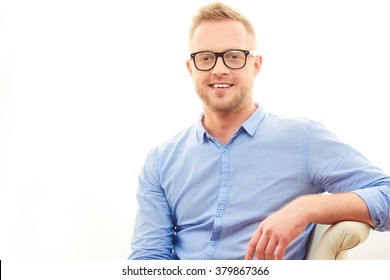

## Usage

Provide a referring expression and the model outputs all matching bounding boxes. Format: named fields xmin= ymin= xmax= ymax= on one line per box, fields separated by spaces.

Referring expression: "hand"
xmin=245 ymin=200 xmax=309 ymax=260
xmin=245 ymin=192 xmax=376 ymax=260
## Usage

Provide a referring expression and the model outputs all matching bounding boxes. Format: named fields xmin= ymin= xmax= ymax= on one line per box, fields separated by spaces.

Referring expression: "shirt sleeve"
xmin=128 ymin=147 xmax=175 ymax=259
xmin=304 ymin=120 xmax=390 ymax=231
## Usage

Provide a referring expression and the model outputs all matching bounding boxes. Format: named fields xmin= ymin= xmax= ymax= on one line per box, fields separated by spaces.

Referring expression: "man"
xmin=129 ymin=2 xmax=390 ymax=260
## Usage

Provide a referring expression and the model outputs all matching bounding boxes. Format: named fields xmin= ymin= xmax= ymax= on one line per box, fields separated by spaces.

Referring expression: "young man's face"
xmin=187 ymin=20 xmax=262 ymax=114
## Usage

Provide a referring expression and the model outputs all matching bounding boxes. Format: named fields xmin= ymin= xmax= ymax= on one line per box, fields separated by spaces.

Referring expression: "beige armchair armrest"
xmin=305 ymin=221 xmax=371 ymax=260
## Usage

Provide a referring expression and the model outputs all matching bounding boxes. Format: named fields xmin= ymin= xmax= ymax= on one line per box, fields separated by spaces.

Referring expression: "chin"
xmin=208 ymin=101 xmax=242 ymax=114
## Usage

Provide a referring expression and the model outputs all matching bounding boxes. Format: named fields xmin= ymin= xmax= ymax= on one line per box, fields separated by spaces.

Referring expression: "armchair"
xmin=305 ymin=221 xmax=371 ymax=260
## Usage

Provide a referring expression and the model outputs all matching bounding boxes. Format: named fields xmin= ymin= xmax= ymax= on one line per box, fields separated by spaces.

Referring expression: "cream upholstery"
xmin=305 ymin=221 xmax=371 ymax=260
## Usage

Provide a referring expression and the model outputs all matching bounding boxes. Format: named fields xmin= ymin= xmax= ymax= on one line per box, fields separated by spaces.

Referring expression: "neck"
xmin=202 ymin=103 xmax=257 ymax=145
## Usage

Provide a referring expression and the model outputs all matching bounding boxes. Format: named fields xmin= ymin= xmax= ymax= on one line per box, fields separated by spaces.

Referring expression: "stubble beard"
xmin=197 ymin=84 xmax=252 ymax=114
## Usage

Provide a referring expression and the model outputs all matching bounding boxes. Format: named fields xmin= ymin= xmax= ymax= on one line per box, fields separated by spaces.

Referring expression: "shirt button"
xmin=210 ymin=241 xmax=216 ymax=246
xmin=221 ymin=181 xmax=227 ymax=187
xmin=216 ymin=212 xmax=222 ymax=218
xmin=222 ymin=148 xmax=228 ymax=154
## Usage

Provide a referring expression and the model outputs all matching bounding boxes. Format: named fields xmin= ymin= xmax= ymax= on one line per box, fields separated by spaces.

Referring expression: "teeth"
xmin=212 ymin=84 xmax=231 ymax=88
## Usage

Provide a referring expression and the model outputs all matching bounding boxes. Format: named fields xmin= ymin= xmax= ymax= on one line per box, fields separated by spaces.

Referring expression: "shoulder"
xmin=261 ymin=111 xmax=322 ymax=135
xmin=148 ymin=123 xmax=199 ymax=158
xmin=257 ymin=111 xmax=340 ymax=146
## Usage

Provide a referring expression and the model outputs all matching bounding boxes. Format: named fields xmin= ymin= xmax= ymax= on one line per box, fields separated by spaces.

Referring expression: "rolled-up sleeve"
xmin=353 ymin=186 xmax=390 ymax=231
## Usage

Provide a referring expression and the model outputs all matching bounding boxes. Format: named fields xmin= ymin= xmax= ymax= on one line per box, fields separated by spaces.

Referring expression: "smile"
xmin=210 ymin=83 xmax=232 ymax=88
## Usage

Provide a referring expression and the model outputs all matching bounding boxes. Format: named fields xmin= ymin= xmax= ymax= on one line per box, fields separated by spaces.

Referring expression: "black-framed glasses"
xmin=190 ymin=49 xmax=257 ymax=71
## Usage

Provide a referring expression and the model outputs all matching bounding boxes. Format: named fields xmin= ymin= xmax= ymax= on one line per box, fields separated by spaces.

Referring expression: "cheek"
xmin=192 ymin=72 xmax=209 ymax=86
xmin=243 ymin=69 xmax=257 ymax=82
xmin=237 ymin=73 xmax=255 ymax=91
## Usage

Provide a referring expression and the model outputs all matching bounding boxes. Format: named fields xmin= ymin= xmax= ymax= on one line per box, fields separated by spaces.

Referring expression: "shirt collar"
xmin=241 ymin=106 xmax=266 ymax=136
xmin=196 ymin=105 xmax=266 ymax=143
xmin=196 ymin=117 xmax=208 ymax=143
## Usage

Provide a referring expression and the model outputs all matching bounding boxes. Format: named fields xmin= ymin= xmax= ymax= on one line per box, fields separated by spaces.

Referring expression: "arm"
xmin=128 ymin=148 xmax=175 ymax=260
xmin=246 ymin=121 xmax=390 ymax=260
xmin=245 ymin=192 xmax=375 ymax=260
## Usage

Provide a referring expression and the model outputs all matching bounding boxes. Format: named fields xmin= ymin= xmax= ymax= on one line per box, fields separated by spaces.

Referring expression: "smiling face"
xmin=187 ymin=20 xmax=262 ymax=114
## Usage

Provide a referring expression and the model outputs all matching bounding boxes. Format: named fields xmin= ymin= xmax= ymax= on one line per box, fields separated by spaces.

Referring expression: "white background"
xmin=0 ymin=0 xmax=389 ymax=260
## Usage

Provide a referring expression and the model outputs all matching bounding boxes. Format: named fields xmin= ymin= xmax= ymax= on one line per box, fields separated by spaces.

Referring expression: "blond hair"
xmin=189 ymin=2 xmax=257 ymax=43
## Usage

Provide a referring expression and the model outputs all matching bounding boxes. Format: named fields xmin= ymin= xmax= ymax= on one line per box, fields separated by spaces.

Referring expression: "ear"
xmin=186 ymin=59 xmax=193 ymax=76
xmin=254 ymin=55 xmax=262 ymax=77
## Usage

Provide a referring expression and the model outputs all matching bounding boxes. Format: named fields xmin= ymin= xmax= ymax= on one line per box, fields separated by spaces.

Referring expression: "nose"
xmin=211 ymin=57 xmax=230 ymax=75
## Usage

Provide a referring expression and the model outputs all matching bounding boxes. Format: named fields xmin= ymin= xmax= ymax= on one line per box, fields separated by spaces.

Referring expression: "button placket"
xmin=204 ymin=146 xmax=231 ymax=259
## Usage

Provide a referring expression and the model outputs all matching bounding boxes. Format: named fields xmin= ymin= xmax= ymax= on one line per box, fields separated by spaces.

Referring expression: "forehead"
xmin=190 ymin=20 xmax=252 ymax=52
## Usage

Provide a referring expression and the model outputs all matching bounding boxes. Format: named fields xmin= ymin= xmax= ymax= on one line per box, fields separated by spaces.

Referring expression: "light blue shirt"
xmin=129 ymin=107 xmax=390 ymax=260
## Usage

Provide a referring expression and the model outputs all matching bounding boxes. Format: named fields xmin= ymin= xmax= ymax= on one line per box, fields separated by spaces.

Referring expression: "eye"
xmin=225 ymin=51 xmax=244 ymax=60
xmin=196 ymin=53 xmax=215 ymax=63
xmin=226 ymin=54 xmax=239 ymax=59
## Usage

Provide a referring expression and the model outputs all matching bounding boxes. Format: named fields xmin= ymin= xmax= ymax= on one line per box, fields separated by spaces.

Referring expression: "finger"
xmin=254 ymin=233 xmax=269 ymax=260
xmin=263 ymin=238 xmax=278 ymax=260
xmin=273 ymin=240 xmax=288 ymax=260
xmin=245 ymin=229 xmax=262 ymax=260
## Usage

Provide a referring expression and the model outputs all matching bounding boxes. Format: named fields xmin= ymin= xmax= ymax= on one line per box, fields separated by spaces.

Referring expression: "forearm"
xmin=245 ymin=192 xmax=376 ymax=260
xmin=291 ymin=192 xmax=376 ymax=227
